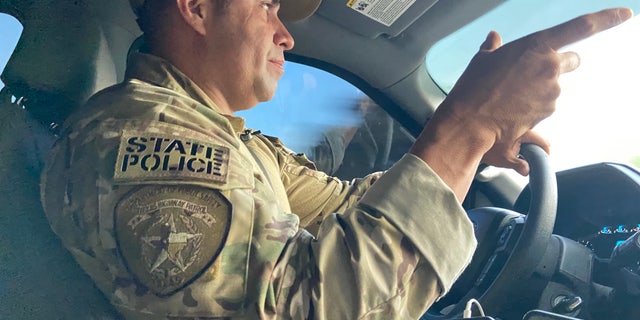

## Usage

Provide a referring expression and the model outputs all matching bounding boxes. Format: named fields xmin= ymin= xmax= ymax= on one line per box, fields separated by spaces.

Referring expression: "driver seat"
xmin=0 ymin=0 xmax=140 ymax=318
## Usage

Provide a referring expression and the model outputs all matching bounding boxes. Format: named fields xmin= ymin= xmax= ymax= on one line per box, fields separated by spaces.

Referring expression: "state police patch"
xmin=114 ymin=129 xmax=230 ymax=185
xmin=115 ymin=185 xmax=231 ymax=297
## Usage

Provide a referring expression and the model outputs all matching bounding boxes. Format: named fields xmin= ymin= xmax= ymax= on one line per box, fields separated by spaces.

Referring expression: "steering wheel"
xmin=424 ymin=143 xmax=558 ymax=318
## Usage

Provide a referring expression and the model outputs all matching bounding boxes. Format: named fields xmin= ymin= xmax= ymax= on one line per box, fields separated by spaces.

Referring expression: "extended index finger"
xmin=534 ymin=8 xmax=633 ymax=50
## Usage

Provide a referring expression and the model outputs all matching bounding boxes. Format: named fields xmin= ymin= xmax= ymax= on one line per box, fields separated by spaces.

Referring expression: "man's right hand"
xmin=449 ymin=7 xmax=632 ymax=174
xmin=410 ymin=7 xmax=633 ymax=201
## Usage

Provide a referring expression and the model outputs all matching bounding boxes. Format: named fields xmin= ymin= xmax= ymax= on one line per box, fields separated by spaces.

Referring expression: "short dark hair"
xmin=136 ymin=0 xmax=174 ymax=36
xmin=137 ymin=0 xmax=231 ymax=50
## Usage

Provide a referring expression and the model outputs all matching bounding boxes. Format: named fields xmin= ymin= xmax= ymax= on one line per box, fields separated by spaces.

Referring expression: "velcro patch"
xmin=115 ymin=185 xmax=231 ymax=296
xmin=114 ymin=130 xmax=229 ymax=184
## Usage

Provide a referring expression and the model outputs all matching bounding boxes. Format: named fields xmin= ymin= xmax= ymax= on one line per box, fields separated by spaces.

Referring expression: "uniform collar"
xmin=126 ymin=53 xmax=248 ymax=134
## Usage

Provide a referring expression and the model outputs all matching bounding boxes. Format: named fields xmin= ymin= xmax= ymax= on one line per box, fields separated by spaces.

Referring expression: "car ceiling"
xmin=0 ymin=0 xmax=505 ymax=128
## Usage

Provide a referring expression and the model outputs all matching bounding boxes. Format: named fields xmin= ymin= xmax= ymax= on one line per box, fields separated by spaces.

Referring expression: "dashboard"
xmin=579 ymin=224 xmax=640 ymax=258
xmin=545 ymin=163 xmax=640 ymax=265
xmin=505 ymin=162 xmax=640 ymax=318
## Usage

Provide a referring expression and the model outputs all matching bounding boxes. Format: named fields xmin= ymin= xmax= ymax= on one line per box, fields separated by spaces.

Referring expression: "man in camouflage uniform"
xmin=40 ymin=0 xmax=631 ymax=318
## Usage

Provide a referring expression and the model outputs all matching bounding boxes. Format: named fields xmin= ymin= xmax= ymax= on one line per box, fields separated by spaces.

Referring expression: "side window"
xmin=0 ymin=13 xmax=23 ymax=89
xmin=238 ymin=62 xmax=415 ymax=179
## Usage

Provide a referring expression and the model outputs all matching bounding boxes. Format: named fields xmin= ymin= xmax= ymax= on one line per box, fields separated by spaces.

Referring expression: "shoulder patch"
xmin=114 ymin=129 xmax=230 ymax=184
xmin=115 ymin=185 xmax=231 ymax=297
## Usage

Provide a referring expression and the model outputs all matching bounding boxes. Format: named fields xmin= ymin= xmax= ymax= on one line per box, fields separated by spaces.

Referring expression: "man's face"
xmin=203 ymin=0 xmax=294 ymax=112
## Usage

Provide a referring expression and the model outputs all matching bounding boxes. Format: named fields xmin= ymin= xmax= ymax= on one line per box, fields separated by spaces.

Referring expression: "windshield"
xmin=427 ymin=0 xmax=640 ymax=171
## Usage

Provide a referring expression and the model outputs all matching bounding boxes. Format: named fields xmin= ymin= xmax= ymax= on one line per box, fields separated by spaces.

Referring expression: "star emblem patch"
xmin=115 ymin=185 xmax=231 ymax=296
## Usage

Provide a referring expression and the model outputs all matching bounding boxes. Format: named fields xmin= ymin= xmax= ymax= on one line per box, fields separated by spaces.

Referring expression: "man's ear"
xmin=175 ymin=0 xmax=208 ymax=36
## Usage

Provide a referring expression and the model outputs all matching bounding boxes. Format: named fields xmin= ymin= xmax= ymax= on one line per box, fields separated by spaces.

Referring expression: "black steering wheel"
xmin=424 ymin=143 xmax=558 ymax=318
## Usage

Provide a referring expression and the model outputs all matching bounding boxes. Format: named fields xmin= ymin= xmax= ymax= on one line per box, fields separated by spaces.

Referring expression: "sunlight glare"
xmin=537 ymin=15 xmax=640 ymax=170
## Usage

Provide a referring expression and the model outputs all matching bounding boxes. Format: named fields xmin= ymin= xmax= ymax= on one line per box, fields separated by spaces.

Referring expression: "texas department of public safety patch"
xmin=113 ymin=129 xmax=230 ymax=185
xmin=115 ymin=185 xmax=231 ymax=297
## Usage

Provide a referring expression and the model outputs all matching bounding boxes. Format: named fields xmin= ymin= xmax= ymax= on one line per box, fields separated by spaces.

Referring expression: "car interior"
xmin=1 ymin=0 xmax=640 ymax=319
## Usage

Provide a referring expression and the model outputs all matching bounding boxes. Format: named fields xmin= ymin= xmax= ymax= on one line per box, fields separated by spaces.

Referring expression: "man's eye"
xmin=260 ymin=2 xmax=273 ymax=11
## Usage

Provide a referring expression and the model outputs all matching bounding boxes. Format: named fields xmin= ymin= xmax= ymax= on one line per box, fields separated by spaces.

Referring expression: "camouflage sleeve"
xmin=274 ymin=138 xmax=384 ymax=234
xmin=277 ymin=153 xmax=477 ymax=319
xmin=97 ymin=154 xmax=473 ymax=320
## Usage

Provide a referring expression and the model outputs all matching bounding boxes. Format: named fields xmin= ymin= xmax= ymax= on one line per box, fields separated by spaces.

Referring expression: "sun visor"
xmin=315 ymin=0 xmax=439 ymax=38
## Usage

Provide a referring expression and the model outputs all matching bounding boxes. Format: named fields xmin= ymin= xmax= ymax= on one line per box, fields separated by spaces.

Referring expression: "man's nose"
xmin=274 ymin=19 xmax=294 ymax=50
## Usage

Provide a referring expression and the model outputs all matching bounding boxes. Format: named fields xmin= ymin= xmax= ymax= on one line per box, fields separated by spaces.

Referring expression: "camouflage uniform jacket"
xmin=41 ymin=53 xmax=477 ymax=319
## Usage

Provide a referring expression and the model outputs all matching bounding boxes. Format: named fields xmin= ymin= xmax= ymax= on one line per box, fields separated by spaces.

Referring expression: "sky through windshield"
xmin=427 ymin=0 xmax=640 ymax=170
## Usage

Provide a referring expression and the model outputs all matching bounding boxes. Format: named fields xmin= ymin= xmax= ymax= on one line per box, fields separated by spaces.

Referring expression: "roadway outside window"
xmin=426 ymin=0 xmax=640 ymax=172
